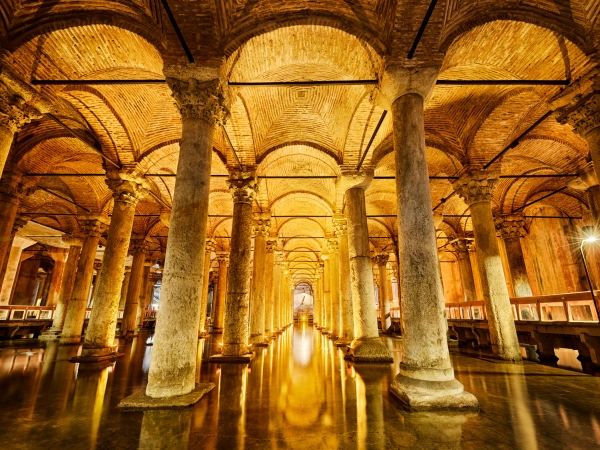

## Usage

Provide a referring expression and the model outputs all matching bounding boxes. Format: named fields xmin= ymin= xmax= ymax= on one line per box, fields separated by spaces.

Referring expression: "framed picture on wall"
xmin=39 ymin=310 xmax=52 ymax=320
xmin=0 ymin=310 xmax=8 ymax=320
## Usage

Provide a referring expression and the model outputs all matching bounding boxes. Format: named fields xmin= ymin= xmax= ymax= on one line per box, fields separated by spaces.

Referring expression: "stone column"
xmin=373 ymin=253 xmax=391 ymax=333
xmin=378 ymin=65 xmax=478 ymax=409
xmin=495 ymin=214 xmax=533 ymax=298
xmin=264 ymin=239 xmax=276 ymax=339
xmin=60 ymin=217 xmax=108 ymax=344
xmin=89 ymin=260 xmax=102 ymax=307
xmin=121 ymin=240 xmax=147 ymax=338
xmin=119 ymin=269 xmax=132 ymax=310
xmin=0 ymin=75 xmax=43 ymax=176
xmin=0 ymin=172 xmax=28 ymax=285
xmin=327 ymin=237 xmax=340 ymax=339
xmin=321 ymin=252 xmax=331 ymax=334
xmin=289 ymin=284 xmax=295 ymax=326
xmin=316 ymin=265 xmax=324 ymax=328
xmin=45 ymin=248 xmax=69 ymax=307
xmin=199 ymin=239 xmax=216 ymax=336
xmin=78 ymin=175 xmax=147 ymax=360
xmin=334 ymin=215 xmax=354 ymax=344
xmin=313 ymin=270 xmax=321 ymax=327
xmin=41 ymin=235 xmax=83 ymax=337
xmin=450 ymin=238 xmax=476 ymax=302
xmin=344 ymin=181 xmax=392 ymax=362
xmin=211 ymin=170 xmax=257 ymax=361
xmin=272 ymin=255 xmax=282 ymax=334
xmin=136 ymin=260 xmax=153 ymax=332
xmin=250 ymin=215 xmax=270 ymax=345
xmin=146 ymin=74 xmax=228 ymax=398
xmin=0 ymin=235 xmax=34 ymax=305
xmin=280 ymin=262 xmax=289 ymax=329
xmin=213 ymin=252 xmax=229 ymax=333
xmin=453 ymin=170 xmax=521 ymax=361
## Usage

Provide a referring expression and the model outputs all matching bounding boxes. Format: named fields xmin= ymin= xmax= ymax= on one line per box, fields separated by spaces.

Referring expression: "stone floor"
xmin=1 ymin=324 xmax=600 ymax=449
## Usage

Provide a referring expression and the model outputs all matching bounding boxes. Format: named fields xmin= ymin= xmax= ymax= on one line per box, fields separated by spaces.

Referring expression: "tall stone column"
xmin=334 ymin=216 xmax=353 ymax=344
xmin=89 ymin=260 xmax=102 ymax=307
xmin=313 ymin=270 xmax=320 ymax=327
xmin=60 ymin=217 xmax=108 ymax=344
xmin=119 ymin=269 xmax=131 ymax=310
xmin=495 ymin=214 xmax=533 ymax=298
xmin=135 ymin=260 xmax=153 ymax=333
xmin=45 ymin=248 xmax=69 ymax=307
xmin=0 ymin=172 xmax=28 ymax=285
xmin=327 ymin=237 xmax=340 ymax=339
xmin=0 ymin=235 xmax=34 ymax=305
xmin=289 ymin=283 xmax=295 ymax=326
xmin=264 ymin=239 xmax=276 ymax=339
xmin=272 ymin=255 xmax=282 ymax=333
xmin=250 ymin=215 xmax=270 ymax=345
xmin=211 ymin=170 xmax=257 ymax=361
xmin=454 ymin=170 xmax=521 ymax=361
xmin=122 ymin=240 xmax=147 ymax=337
xmin=378 ymin=65 xmax=478 ymax=409
xmin=0 ymin=74 xmax=43 ymax=176
xmin=40 ymin=236 xmax=83 ymax=338
xmin=145 ymin=73 xmax=228 ymax=399
xmin=373 ymin=253 xmax=391 ymax=333
xmin=316 ymin=264 xmax=324 ymax=328
xmin=280 ymin=262 xmax=289 ymax=329
xmin=344 ymin=181 xmax=392 ymax=362
xmin=77 ymin=175 xmax=147 ymax=360
xmin=199 ymin=239 xmax=216 ymax=336
xmin=321 ymin=252 xmax=331 ymax=334
xmin=213 ymin=252 xmax=229 ymax=333
xmin=452 ymin=238 xmax=477 ymax=302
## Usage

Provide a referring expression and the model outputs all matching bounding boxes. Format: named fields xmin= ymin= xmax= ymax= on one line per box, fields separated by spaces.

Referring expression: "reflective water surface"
xmin=2 ymin=324 xmax=600 ymax=449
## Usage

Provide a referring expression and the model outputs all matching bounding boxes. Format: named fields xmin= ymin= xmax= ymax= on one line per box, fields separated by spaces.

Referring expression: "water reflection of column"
xmin=139 ymin=409 xmax=193 ymax=448
xmin=216 ymin=364 xmax=247 ymax=448
xmin=504 ymin=364 xmax=539 ymax=450
xmin=353 ymin=365 xmax=387 ymax=450
xmin=70 ymin=366 xmax=110 ymax=448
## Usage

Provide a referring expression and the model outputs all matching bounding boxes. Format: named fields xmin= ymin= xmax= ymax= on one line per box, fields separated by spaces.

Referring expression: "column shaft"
xmin=199 ymin=240 xmax=215 ymax=335
xmin=272 ymin=259 xmax=281 ymax=333
xmin=0 ymin=236 xmax=34 ymax=304
xmin=264 ymin=241 xmax=275 ymax=338
xmin=47 ymin=240 xmax=81 ymax=332
xmin=122 ymin=245 xmax=146 ymax=337
xmin=322 ymin=256 xmax=331 ymax=333
xmin=328 ymin=239 xmax=340 ymax=339
xmin=119 ymin=270 xmax=131 ymax=310
xmin=336 ymin=223 xmax=353 ymax=343
xmin=250 ymin=227 xmax=268 ymax=344
xmin=503 ymin=237 xmax=533 ymax=298
xmin=375 ymin=255 xmax=391 ymax=332
xmin=456 ymin=246 xmax=477 ymax=302
xmin=213 ymin=254 xmax=228 ymax=332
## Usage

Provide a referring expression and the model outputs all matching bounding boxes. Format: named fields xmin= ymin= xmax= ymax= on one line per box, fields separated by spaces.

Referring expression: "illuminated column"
xmin=379 ymin=65 xmax=478 ymax=409
xmin=495 ymin=214 xmax=533 ymax=298
xmin=0 ymin=171 xmax=28 ymax=287
xmin=334 ymin=215 xmax=353 ymax=344
xmin=199 ymin=238 xmax=216 ymax=335
xmin=213 ymin=252 xmax=229 ymax=333
xmin=0 ymin=234 xmax=34 ymax=305
xmin=250 ymin=215 xmax=270 ymax=345
xmin=89 ymin=261 xmax=102 ymax=307
xmin=321 ymin=252 xmax=331 ymax=334
xmin=327 ymin=237 xmax=340 ymax=339
xmin=454 ymin=170 xmax=521 ymax=361
xmin=146 ymin=73 xmax=228 ymax=399
xmin=264 ymin=239 xmax=276 ymax=338
xmin=452 ymin=238 xmax=477 ymax=302
xmin=45 ymin=248 xmax=69 ymax=307
xmin=313 ymin=270 xmax=321 ymax=328
xmin=316 ymin=264 xmax=324 ymax=328
xmin=119 ymin=268 xmax=131 ymax=310
xmin=272 ymin=253 xmax=282 ymax=333
xmin=373 ymin=252 xmax=391 ymax=332
xmin=121 ymin=240 xmax=147 ymax=337
xmin=345 ymin=180 xmax=392 ymax=362
xmin=214 ymin=170 xmax=257 ymax=360
xmin=60 ymin=217 xmax=108 ymax=344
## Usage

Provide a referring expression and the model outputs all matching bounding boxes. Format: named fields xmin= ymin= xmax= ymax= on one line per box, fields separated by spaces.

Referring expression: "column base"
xmin=390 ymin=375 xmax=479 ymax=412
xmin=118 ymin=383 xmax=215 ymax=410
xmin=59 ymin=336 xmax=82 ymax=345
xmin=208 ymin=352 xmax=255 ymax=363
xmin=71 ymin=346 xmax=124 ymax=363
xmin=328 ymin=334 xmax=339 ymax=341
xmin=249 ymin=334 xmax=268 ymax=346
xmin=344 ymin=337 xmax=393 ymax=363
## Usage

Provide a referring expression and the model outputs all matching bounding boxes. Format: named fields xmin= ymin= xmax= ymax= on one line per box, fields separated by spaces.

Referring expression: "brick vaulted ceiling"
xmin=1 ymin=0 xmax=599 ymax=284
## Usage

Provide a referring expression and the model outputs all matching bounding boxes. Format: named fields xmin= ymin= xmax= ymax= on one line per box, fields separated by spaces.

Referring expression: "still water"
xmin=1 ymin=324 xmax=600 ymax=449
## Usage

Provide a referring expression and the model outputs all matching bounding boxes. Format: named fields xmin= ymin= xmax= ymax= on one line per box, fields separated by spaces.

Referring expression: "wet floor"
xmin=1 ymin=324 xmax=600 ymax=449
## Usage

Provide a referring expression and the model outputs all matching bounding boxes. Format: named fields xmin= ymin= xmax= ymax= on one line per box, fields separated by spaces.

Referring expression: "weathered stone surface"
xmin=118 ymin=383 xmax=215 ymax=410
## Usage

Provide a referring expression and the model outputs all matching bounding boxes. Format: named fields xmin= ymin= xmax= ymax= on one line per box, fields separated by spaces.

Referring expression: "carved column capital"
xmin=11 ymin=215 xmax=28 ymax=235
xmin=62 ymin=234 xmax=84 ymax=248
xmin=253 ymin=214 xmax=271 ymax=237
xmin=130 ymin=238 xmax=148 ymax=255
xmin=495 ymin=214 xmax=527 ymax=239
xmin=150 ymin=272 xmax=162 ymax=284
xmin=453 ymin=170 xmax=499 ymax=205
xmin=228 ymin=170 xmax=258 ymax=204
xmin=165 ymin=77 xmax=229 ymax=125
xmin=106 ymin=173 xmax=148 ymax=207
xmin=332 ymin=215 xmax=348 ymax=236
xmin=0 ymin=80 xmax=43 ymax=133
xmin=266 ymin=238 xmax=278 ymax=253
xmin=451 ymin=237 xmax=473 ymax=254
xmin=372 ymin=252 xmax=389 ymax=267
xmin=216 ymin=251 xmax=230 ymax=265
xmin=375 ymin=64 xmax=440 ymax=109
xmin=79 ymin=217 xmax=109 ymax=238
xmin=326 ymin=237 xmax=339 ymax=254
xmin=555 ymin=91 xmax=600 ymax=137
xmin=205 ymin=238 xmax=217 ymax=253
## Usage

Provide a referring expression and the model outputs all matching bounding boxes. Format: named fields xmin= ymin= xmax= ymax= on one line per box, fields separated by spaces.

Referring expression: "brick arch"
xmin=439 ymin=6 xmax=591 ymax=55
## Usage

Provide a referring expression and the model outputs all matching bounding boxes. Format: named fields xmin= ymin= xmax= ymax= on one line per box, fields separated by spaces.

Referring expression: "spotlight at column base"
xmin=344 ymin=337 xmax=393 ymax=363
xmin=71 ymin=346 xmax=124 ymax=363
xmin=208 ymin=353 xmax=255 ymax=363
xmin=390 ymin=375 xmax=480 ymax=412
xmin=118 ymin=383 xmax=215 ymax=411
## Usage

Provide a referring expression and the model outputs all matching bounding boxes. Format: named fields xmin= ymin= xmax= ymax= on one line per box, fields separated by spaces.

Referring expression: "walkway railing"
xmin=445 ymin=291 xmax=600 ymax=323
xmin=0 ymin=306 xmax=125 ymax=321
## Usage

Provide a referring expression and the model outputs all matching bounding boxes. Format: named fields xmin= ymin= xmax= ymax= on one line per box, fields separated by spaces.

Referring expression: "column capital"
xmin=375 ymin=64 xmax=439 ymax=110
xmin=253 ymin=214 xmax=271 ymax=237
xmin=93 ymin=260 xmax=102 ymax=271
xmin=105 ymin=171 xmax=149 ymax=207
xmin=451 ymin=237 xmax=473 ymax=254
xmin=228 ymin=170 xmax=258 ymax=204
xmin=453 ymin=169 xmax=500 ymax=206
xmin=62 ymin=234 xmax=84 ymax=248
xmin=79 ymin=216 xmax=109 ymax=238
xmin=149 ymin=272 xmax=162 ymax=284
xmin=326 ymin=237 xmax=339 ymax=253
xmin=129 ymin=238 xmax=148 ymax=254
xmin=216 ymin=251 xmax=229 ymax=264
xmin=555 ymin=89 xmax=600 ymax=137
xmin=205 ymin=238 xmax=217 ymax=253
xmin=0 ymin=79 xmax=43 ymax=133
xmin=372 ymin=252 xmax=389 ymax=267
xmin=495 ymin=214 xmax=527 ymax=239
xmin=266 ymin=238 xmax=277 ymax=253
xmin=338 ymin=168 xmax=374 ymax=191
xmin=566 ymin=162 xmax=599 ymax=191
xmin=165 ymin=74 xmax=229 ymax=125
xmin=332 ymin=214 xmax=348 ymax=236
xmin=12 ymin=215 xmax=28 ymax=234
